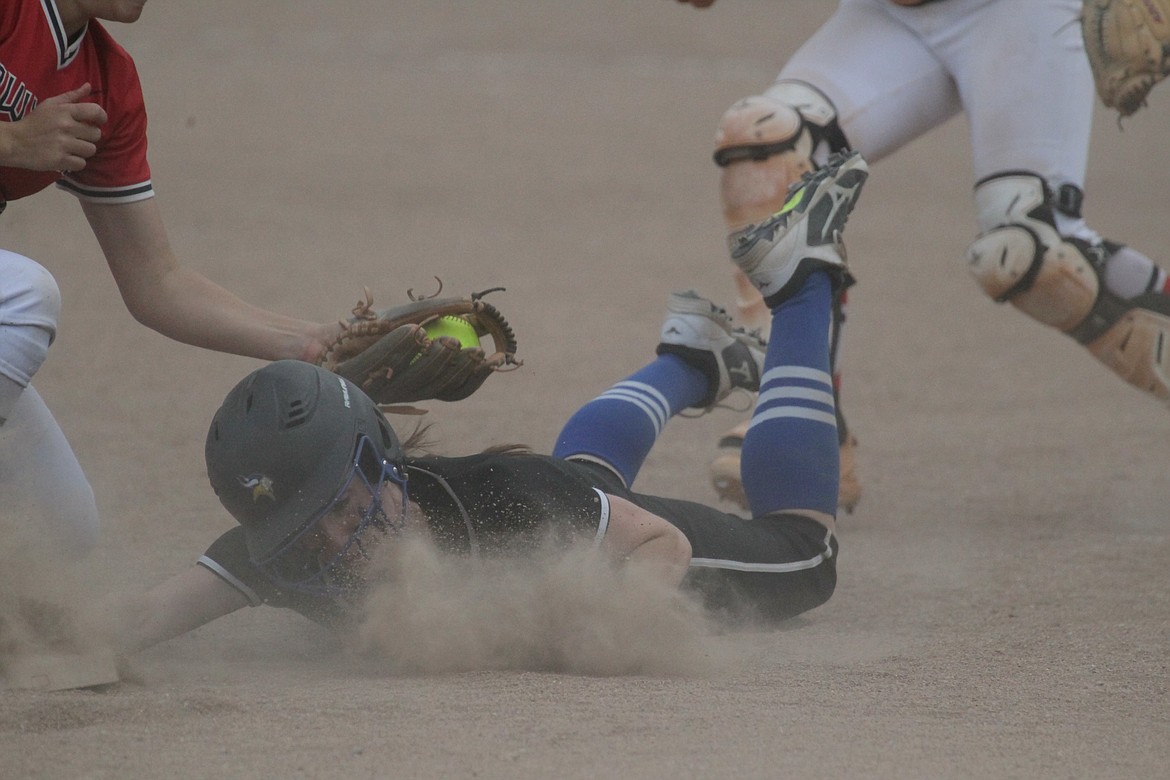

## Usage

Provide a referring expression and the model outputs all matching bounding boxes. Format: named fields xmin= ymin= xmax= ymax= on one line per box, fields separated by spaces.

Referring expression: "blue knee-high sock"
xmin=553 ymin=355 xmax=707 ymax=486
xmin=741 ymin=272 xmax=839 ymax=517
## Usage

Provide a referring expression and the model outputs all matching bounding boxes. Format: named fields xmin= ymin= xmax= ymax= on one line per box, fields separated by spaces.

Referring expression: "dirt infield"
xmin=2 ymin=2 xmax=1168 ymax=777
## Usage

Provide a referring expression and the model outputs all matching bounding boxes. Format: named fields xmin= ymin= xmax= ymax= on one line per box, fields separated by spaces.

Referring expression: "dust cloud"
xmin=351 ymin=536 xmax=738 ymax=677
xmin=0 ymin=509 xmax=105 ymax=678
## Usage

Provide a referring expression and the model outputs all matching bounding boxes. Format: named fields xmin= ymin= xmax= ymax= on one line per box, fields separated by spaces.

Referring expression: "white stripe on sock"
xmin=756 ymin=385 xmax=835 ymax=408
xmin=618 ymin=380 xmax=671 ymax=415
xmin=748 ymin=405 xmax=838 ymax=430
xmin=761 ymin=365 xmax=833 ymax=386
xmin=598 ymin=383 xmax=669 ymax=433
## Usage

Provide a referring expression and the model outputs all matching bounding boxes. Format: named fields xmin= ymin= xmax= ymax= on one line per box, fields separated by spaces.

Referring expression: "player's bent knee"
xmin=0 ymin=251 xmax=62 ymax=331
xmin=714 ymin=83 xmax=849 ymax=233
xmin=762 ymin=552 xmax=837 ymax=624
xmin=714 ymin=95 xmax=808 ymax=167
xmin=966 ymin=172 xmax=1098 ymax=333
xmin=967 ymin=225 xmax=1099 ymax=332
xmin=0 ymin=252 xmax=62 ymax=384
xmin=966 ymin=171 xmax=1170 ymax=404
xmin=715 ymin=95 xmax=814 ymax=230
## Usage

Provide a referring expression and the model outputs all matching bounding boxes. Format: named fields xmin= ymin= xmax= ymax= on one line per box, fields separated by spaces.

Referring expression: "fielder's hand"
xmin=0 ymin=84 xmax=107 ymax=172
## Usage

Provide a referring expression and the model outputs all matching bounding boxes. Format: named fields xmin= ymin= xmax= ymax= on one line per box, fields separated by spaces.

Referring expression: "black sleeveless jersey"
xmin=197 ymin=453 xmax=838 ymax=627
xmin=197 ymin=453 xmax=612 ymax=626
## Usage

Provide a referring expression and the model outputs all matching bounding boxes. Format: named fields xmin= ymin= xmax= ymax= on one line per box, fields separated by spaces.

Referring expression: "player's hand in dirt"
xmin=0 ymin=83 xmax=107 ymax=172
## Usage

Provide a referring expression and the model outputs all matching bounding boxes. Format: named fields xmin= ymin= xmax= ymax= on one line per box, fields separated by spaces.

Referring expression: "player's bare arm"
xmin=600 ymin=494 xmax=692 ymax=587
xmin=0 ymin=84 xmax=107 ymax=173
xmin=82 ymin=198 xmax=344 ymax=363
xmin=93 ymin=566 xmax=249 ymax=654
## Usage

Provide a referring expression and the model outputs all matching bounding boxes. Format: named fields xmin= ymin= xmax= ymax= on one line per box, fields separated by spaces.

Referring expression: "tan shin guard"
xmin=1084 ymin=307 xmax=1170 ymax=402
xmin=968 ymin=214 xmax=1170 ymax=404
xmin=716 ymin=96 xmax=814 ymax=330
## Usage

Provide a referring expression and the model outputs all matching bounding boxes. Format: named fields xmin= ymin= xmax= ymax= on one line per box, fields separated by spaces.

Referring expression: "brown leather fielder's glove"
xmin=1082 ymin=0 xmax=1170 ymax=117
xmin=318 ymin=283 xmax=520 ymax=405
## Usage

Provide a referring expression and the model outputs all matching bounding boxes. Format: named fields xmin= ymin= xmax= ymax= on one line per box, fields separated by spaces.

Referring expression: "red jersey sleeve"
xmin=55 ymin=21 xmax=152 ymax=204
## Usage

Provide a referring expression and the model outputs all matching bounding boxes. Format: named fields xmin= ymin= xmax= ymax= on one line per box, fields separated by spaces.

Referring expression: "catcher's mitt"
xmin=1082 ymin=0 xmax=1170 ymax=117
xmin=318 ymin=281 xmax=520 ymax=406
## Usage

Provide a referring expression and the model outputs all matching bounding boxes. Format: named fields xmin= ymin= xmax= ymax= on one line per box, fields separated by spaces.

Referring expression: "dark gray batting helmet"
xmin=205 ymin=360 xmax=405 ymax=565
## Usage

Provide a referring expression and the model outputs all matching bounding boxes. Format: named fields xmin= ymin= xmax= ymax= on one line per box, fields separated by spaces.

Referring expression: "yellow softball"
xmin=423 ymin=315 xmax=480 ymax=349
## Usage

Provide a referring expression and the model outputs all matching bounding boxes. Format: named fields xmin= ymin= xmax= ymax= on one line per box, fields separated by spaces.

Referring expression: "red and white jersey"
xmin=0 ymin=0 xmax=152 ymax=209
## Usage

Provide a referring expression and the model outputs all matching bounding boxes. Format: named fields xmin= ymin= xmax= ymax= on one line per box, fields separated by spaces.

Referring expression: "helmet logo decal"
xmin=238 ymin=474 xmax=276 ymax=502
xmin=337 ymin=377 xmax=351 ymax=408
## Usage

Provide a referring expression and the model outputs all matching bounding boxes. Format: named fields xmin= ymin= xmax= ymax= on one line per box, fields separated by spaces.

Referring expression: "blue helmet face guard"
xmin=255 ymin=435 xmax=410 ymax=597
